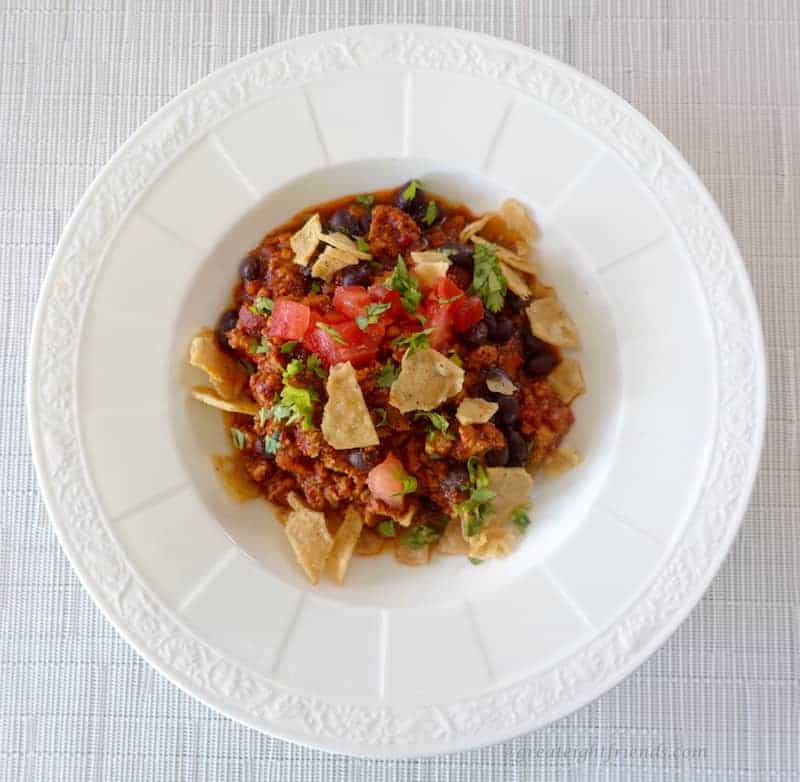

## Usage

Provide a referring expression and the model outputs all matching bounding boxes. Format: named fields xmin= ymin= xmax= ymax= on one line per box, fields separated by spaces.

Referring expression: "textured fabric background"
xmin=1 ymin=2 xmax=798 ymax=780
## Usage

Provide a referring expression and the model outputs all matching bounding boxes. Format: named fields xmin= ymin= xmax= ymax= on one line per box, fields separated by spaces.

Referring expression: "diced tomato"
xmin=367 ymin=284 xmax=404 ymax=319
xmin=452 ymin=295 xmax=484 ymax=332
xmin=268 ymin=299 xmax=311 ymax=341
xmin=303 ymin=316 xmax=382 ymax=368
xmin=333 ymin=286 xmax=371 ymax=319
xmin=367 ymin=453 xmax=410 ymax=509
xmin=238 ymin=303 xmax=264 ymax=335
xmin=422 ymin=277 xmax=466 ymax=350
xmin=432 ymin=276 xmax=463 ymax=303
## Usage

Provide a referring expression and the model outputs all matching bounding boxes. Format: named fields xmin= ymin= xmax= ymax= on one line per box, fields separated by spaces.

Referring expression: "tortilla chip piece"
xmin=459 ymin=212 xmax=497 ymax=243
xmin=189 ymin=329 xmax=247 ymax=400
xmin=547 ymin=358 xmax=585 ymax=404
xmin=436 ymin=518 xmax=470 ymax=555
xmin=325 ymin=507 xmax=363 ymax=584
xmin=389 ymin=348 xmax=464 ymax=413
xmin=484 ymin=467 xmax=533 ymax=527
xmin=211 ymin=454 xmax=260 ymax=502
xmin=285 ymin=506 xmax=333 ymax=585
xmin=409 ymin=253 xmax=450 ymax=287
xmin=485 ymin=374 xmax=516 ymax=396
xmin=192 ymin=386 xmax=259 ymax=416
xmin=500 ymin=198 xmax=539 ymax=244
xmin=456 ymin=397 xmax=498 ymax=425
xmin=290 ymin=213 xmax=322 ymax=266
xmin=355 ymin=527 xmax=384 ymax=556
xmin=319 ymin=231 xmax=371 ymax=260
xmin=527 ymin=297 xmax=580 ymax=349
xmin=286 ymin=492 xmax=307 ymax=512
xmin=411 ymin=250 xmax=452 ymax=265
xmin=395 ymin=502 xmax=416 ymax=528
xmin=530 ymin=278 xmax=555 ymax=299
xmin=468 ymin=525 xmax=517 ymax=559
xmin=311 ymin=245 xmax=361 ymax=281
xmin=471 ymin=235 xmax=539 ymax=276
xmin=321 ymin=362 xmax=379 ymax=449
xmin=394 ymin=541 xmax=431 ymax=566
xmin=542 ymin=446 xmax=583 ymax=477
xmin=498 ymin=261 xmax=531 ymax=299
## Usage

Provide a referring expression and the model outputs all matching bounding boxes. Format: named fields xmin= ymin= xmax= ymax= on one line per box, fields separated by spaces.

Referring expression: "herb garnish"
xmin=317 ymin=322 xmax=348 ymax=344
xmin=415 ymin=411 xmax=450 ymax=442
xmin=251 ymin=337 xmax=270 ymax=355
xmin=230 ymin=427 xmax=248 ymax=450
xmin=422 ymin=200 xmax=438 ymax=226
xmin=280 ymin=340 xmax=298 ymax=354
xmin=471 ymin=242 xmax=507 ymax=312
xmin=356 ymin=236 xmax=371 ymax=253
xmin=355 ymin=302 xmax=391 ymax=330
xmin=511 ymin=504 xmax=532 ymax=532
xmin=377 ymin=520 xmax=396 ymax=537
xmin=376 ymin=361 xmax=398 ymax=388
xmin=468 ymin=557 xmax=485 ymax=565
xmin=456 ymin=457 xmax=496 ymax=537
xmin=401 ymin=524 xmax=441 ymax=549
xmin=392 ymin=328 xmax=433 ymax=355
xmin=256 ymin=407 xmax=271 ymax=427
xmin=373 ymin=408 xmax=388 ymax=427
xmin=355 ymin=194 xmax=375 ymax=208
xmin=385 ymin=255 xmax=422 ymax=313
xmin=282 ymin=358 xmax=303 ymax=380
xmin=306 ymin=353 xmax=327 ymax=379
xmin=249 ymin=296 xmax=274 ymax=316
xmin=272 ymin=384 xmax=318 ymax=430
xmin=263 ymin=431 xmax=281 ymax=455
xmin=401 ymin=180 xmax=420 ymax=202
xmin=394 ymin=472 xmax=418 ymax=496
xmin=239 ymin=358 xmax=256 ymax=375
xmin=310 ymin=281 xmax=322 ymax=294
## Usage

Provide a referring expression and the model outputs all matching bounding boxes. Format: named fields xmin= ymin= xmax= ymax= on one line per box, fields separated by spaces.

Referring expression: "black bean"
xmin=439 ymin=243 xmax=474 ymax=268
xmin=447 ymin=265 xmax=472 ymax=291
xmin=491 ymin=316 xmax=514 ymax=343
xmin=506 ymin=430 xmax=529 ymax=466
xmin=339 ymin=261 xmax=373 ymax=287
xmin=217 ymin=309 xmax=239 ymax=347
xmin=485 ymin=444 xmax=509 ymax=467
xmin=464 ymin=320 xmax=489 ymax=346
xmin=496 ymin=396 xmax=520 ymax=426
xmin=505 ymin=291 xmax=525 ymax=313
xmin=523 ymin=329 xmax=547 ymax=356
xmin=394 ymin=180 xmax=427 ymax=220
xmin=347 ymin=448 xmax=381 ymax=471
xmin=442 ymin=466 xmax=469 ymax=493
xmin=482 ymin=310 xmax=497 ymax=337
xmin=526 ymin=352 xmax=558 ymax=377
xmin=239 ymin=255 xmax=261 ymax=281
xmin=328 ymin=208 xmax=362 ymax=236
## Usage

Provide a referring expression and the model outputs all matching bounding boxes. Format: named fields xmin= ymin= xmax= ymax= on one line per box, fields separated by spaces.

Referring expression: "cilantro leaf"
xmin=471 ymin=242 xmax=507 ymax=312
xmin=317 ymin=322 xmax=347 ymax=344
xmin=306 ymin=353 xmax=327 ymax=379
xmin=422 ymin=200 xmax=438 ymax=226
xmin=386 ymin=255 xmax=422 ymax=313
xmin=456 ymin=457 xmax=496 ymax=537
xmin=251 ymin=336 xmax=270 ymax=355
xmin=401 ymin=524 xmax=440 ymax=549
xmin=394 ymin=473 xmax=418 ymax=496
xmin=283 ymin=358 xmax=303 ymax=380
xmin=392 ymin=328 xmax=433 ymax=355
xmin=468 ymin=557 xmax=485 ymax=565
xmin=249 ymin=296 xmax=274 ymax=316
xmin=415 ymin=411 xmax=449 ymax=433
xmin=376 ymin=362 xmax=398 ymax=388
xmin=377 ymin=520 xmax=396 ymax=537
xmin=373 ymin=408 xmax=388 ymax=427
xmin=239 ymin=358 xmax=256 ymax=375
xmin=310 ymin=281 xmax=322 ymax=294
xmin=511 ymin=503 xmax=532 ymax=532
xmin=280 ymin=340 xmax=298 ymax=354
xmin=436 ymin=292 xmax=463 ymax=305
xmin=355 ymin=302 xmax=390 ymax=330
xmin=230 ymin=427 xmax=248 ymax=450
xmin=273 ymin=384 xmax=318 ymax=430
xmin=401 ymin=180 xmax=420 ymax=202
xmin=448 ymin=352 xmax=463 ymax=367
xmin=355 ymin=194 xmax=375 ymax=208
xmin=256 ymin=407 xmax=271 ymax=427
xmin=263 ymin=431 xmax=281 ymax=455
xmin=356 ymin=236 xmax=371 ymax=253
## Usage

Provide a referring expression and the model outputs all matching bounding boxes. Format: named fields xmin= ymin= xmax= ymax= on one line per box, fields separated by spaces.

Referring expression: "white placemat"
xmin=2 ymin=2 xmax=798 ymax=779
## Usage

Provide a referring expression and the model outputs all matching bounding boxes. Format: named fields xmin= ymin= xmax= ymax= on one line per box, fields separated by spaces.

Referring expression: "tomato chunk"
xmin=368 ymin=284 xmax=404 ymax=320
xmin=268 ymin=299 xmax=311 ymax=341
xmin=367 ymin=453 xmax=410 ymax=509
xmin=422 ymin=277 xmax=466 ymax=350
xmin=333 ymin=286 xmax=371 ymax=319
xmin=304 ymin=316 xmax=382 ymax=368
xmin=452 ymin=295 xmax=484 ymax=332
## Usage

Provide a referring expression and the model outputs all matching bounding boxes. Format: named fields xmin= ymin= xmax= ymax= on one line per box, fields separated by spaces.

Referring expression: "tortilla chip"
xmin=286 ymin=492 xmax=307 ymax=512
xmin=410 ymin=250 xmax=452 ymax=265
xmin=325 ymin=507 xmax=363 ymax=584
xmin=409 ymin=256 xmax=450 ymax=287
xmin=547 ymin=358 xmax=585 ymax=404
xmin=530 ymin=278 xmax=555 ymax=299
xmin=436 ymin=518 xmax=470 ymax=555
xmin=485 ymin=467 xmax=533 ymax=527
xmin=459 ymin=213 xmax=497 ymax=243
xmin=290 ymin=213 xmax=322 ymax=266
xmin=192 ymin=386 xmax=259 ymax=416
xmin=321 ymin=362 xmax=379 ymax=449
xmin=456 ymin=397 xmax=498 ymax=425
xmin=285 ymin=506 xmax=333 ymax=585
xmin=527 ymin=297 xmax=580 ymax=349
xmin=389 ymin=348 xmax=464 ymax=413
xmin=189 ymin=329 xmax=247 ymax=400
xmin=211 ymin=454 xmax=260 ymax=502
xmin=471 ymin=235 xmax=539 ymax=276
xmin=396 ymin=502 xmax=416 ymax=528
xmin=542 ymin=446 xmax=583 ymax=477
xmin=355 ymin=527 xmax=384 ymax=556
xmin=485 ymin=374 xmax=516 ymax=396
xmin=311 ymin=245 xmax=360 ymax=281
xmin=319 ymin=231 xmax=371 ymax=260
xmin=394 ymin=541 xmax=431 ymax=566
xmin=500 ymin=198 xmax=539 ymax=244
xmin=468 ymin=525 xmax=517 ymax=559
xmin=499 ymin=261 xmax=532 ymax=299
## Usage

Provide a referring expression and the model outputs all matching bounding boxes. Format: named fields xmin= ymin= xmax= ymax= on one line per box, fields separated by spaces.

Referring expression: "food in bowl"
xmin=189 ymin=181 xmax=584 ymax=584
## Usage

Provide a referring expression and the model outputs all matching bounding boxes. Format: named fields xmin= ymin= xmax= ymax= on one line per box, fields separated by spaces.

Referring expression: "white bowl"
xmin=27 ymin=25 xmax=766 ymax=758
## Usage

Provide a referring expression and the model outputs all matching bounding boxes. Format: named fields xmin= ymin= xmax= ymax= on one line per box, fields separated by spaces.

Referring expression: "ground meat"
xmin=452 ymin=422 xmax=505 ymax=460
xmin=519 ymin=378 xmax=574 ymax=465
xmin=258 ymin=232 xmax=309 ymax=298
xmin=249 ymin=368 xmax=282 ymax=407
xmin=368 ymin=205 xmax=421 ymax=259
xmin=425 ymin=214 xmax=466 ymax=246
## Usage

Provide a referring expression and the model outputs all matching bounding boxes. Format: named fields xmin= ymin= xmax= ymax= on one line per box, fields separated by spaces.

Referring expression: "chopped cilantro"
xmin=283 ymin=358 xmax=303 ymax=380
xmin=239 ymin=358 xmax=257 ymax=375
xmin=385 ymin=256 xmax=422 ymax=313
xmin=249 ymin=296 xmax=274 ymax=316
xmin=401 ymin=180 xmax=420 ymax=202
xmin=310 ymin=281 xmax=322 ymax=294
xmin=448 ymin=352 xmax=463 ymax=367
xmin=401 ymin=524 xmax=440 ymax=549
xmin=377 ymin=520 xmax=396 ymax=537
xmin=468 ymin=557 xmax=485 ymax=565
xmin=280 ymin=340 xmax=298 ymax=354
xmin=356 ymin=236 xmax=371 ymax=253
xmin=471 ymin=242 xmax=507 ymax=312
xmin=436 ymin=292 xmax=464 ymax=305
xmin=373 ymin=407 xmax=388 ymax=427
xmin=272 ymin=384 xmax=318 ymax=430
xmin=263 ymin=431 xmax=281 ymax=455
xmin=230 ymin=427 xmax=248 ymax=450
xmin=456 ymin=457 xmax=496 ymax=537
xmin=415 ymin=411 xmax=449 ymax=434
xmin=511 ymin=503 xmax=532 ymax=532
xmin=355 ymin=302 xmax=391 ymax=330
xmin=392 ymin=328 xmax=433 ymax=355
xmin=251 ymin=336 xmax=270 ymax=355
xmin=376 ymin=361 xmax=398 ymax=388
xmin=256 ymin=407 xmax=271 ymax=427
xmin=306 ymin=353 xmax=327 ymax=379
xmin=355 ymin=194 xmax=375 ymax=208
xmin=423 ymin=200 xmax=438 ymax=226
xmin=317 ymin=322 xmax=347 ymax=344
xmin=394 ymin=472 xmax=418 ymax=496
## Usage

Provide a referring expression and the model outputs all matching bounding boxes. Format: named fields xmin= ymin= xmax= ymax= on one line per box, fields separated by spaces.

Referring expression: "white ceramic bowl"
xmin=27 ymin=26 xmax=765 ymax=757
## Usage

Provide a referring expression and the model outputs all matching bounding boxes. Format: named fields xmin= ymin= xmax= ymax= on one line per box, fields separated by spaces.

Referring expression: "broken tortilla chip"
xmin=319 ymin=231 xmax=371 ymax=260
xmin=321 ymin=362 xmax=379 ymax=449
xmin=389 ymin=348 xmax=464 ymax=413
xmin=547 ymin=358 xmax=585 ymax=404
xmin=189 ymin=329 xmax=247 ymax=400
xmin=325 ymin=507 xmax=363 ymax=584
xmin=484 ymin=467 xmax=533 ymax=527
xmin=498 ymin=261 xmax=531 ymax=299
xmin=290 ymin=213 xmax=322 ymax=266
xmin=409 ymin=253 xmax=450 ymax=287
xmin=211 ymin=454 xmax=260 ymax=502
xmin=500 ymin=198 xmax=539 ymax=244
xmin=468 ymin=525 xmax=517 ymax=559
xmin=542 ymin=446 xmax=583 ymax=477
xmin=436 ymin=518 xmax=470 ymax=555
xmin=456 ymin=397 xmax=498 ymax=425
xmin=471 ymin=235 xmax=539 ymax=276
xmin=394 ymin=541 xmax=431 ymax=566
xmin=355 ymin=527 xmax=384 ymax=556
xmin=485 ymin=374 xmax=516 ymax=396
xmin=527 ymin=297 xmax=580 ymax=349
xmin=311 ymin=245 xmax=361 ymax=281
xmin=192 ymin=386 xmax=259 ymax=416
xmin=285 ymin=506 xmax=333 ymax=585
xmin=459 ymin=213 xmax=497 ymax=243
